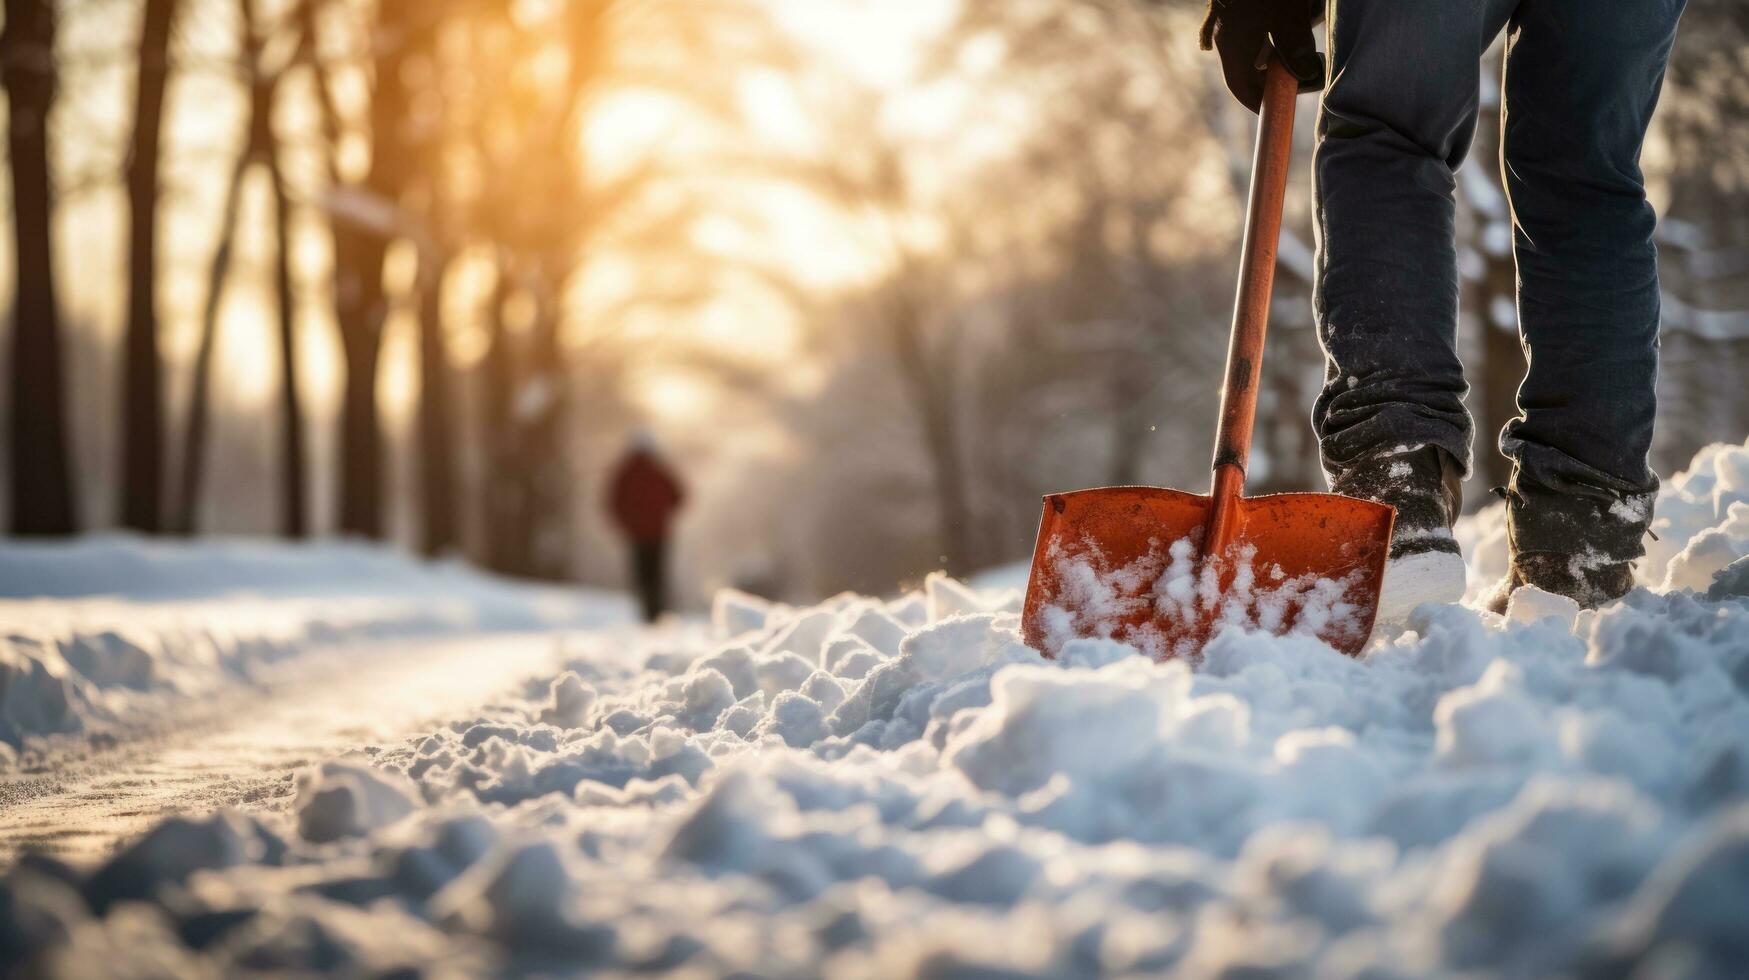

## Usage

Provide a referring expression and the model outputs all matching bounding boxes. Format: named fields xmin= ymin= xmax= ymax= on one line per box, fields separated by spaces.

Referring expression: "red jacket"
xmin=608 ymin=449 xmax=685 ymax=543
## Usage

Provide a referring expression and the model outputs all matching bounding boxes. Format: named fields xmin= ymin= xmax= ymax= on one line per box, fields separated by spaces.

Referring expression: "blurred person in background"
xmin=1199 ymin=0 xmax=1686 ymax=613
xmin=607 ymin=432 xmax=687 ymax=622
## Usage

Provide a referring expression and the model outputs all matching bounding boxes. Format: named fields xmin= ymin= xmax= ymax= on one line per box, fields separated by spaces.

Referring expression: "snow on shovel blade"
xmin=1020 ymin=487 xmax=1394 ymax=660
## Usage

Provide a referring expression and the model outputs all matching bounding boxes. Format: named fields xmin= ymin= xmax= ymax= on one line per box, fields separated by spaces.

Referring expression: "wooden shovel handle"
xmin=1206 ymin=57 xmax=1303 ymax=553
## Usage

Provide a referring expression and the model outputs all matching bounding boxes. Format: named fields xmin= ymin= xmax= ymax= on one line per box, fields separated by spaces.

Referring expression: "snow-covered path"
xmin=0 ymin=632 xmax=576 ymax=864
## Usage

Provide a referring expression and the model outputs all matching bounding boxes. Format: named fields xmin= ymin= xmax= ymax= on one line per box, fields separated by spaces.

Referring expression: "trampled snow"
xmin=7 ymin=442 xmax=1749 ymax=977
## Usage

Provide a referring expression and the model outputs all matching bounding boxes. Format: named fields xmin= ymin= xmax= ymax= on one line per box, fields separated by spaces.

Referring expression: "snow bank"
xmin=7 ymin=443 xmax=1749 ymax=977
xmin=0 ymin=536 xmax=628 ymax=750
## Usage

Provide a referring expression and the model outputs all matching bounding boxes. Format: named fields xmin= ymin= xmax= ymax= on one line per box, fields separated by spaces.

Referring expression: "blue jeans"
xmin=1311 ymin=0 xmax=1686 ymax=562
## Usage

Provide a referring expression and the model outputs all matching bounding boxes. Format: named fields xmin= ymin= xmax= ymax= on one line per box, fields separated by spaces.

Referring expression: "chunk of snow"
xmin=821 ymin=635 xmax=881 ymax=676
xmin=539 ymin=673 xmax=597 ymax=728
xmin=899 ymin=614 xmax=1030 ymax=682
xmin=754 ymin=651 xmax=816 ymax=697
xmin=1378 ymin=550 xmax=1468 ymax=626
xmin=1662 ymin=521 xmax=1749 ymax=592
xmin=0 ymin=639 xmax=90 ymax=746
xmin=431 ymin=839 xmax=610 ymax=953
xmin=1057 ymin=637 xmax=1141 ymax=670
xmin=885 ymin=593 xmax=927 ymax=628
xmin=1707 ymin=557 xmax=1749 ymax=600
xmin=295 ymin=762 xmax=420 ymax=843
xmin=1505 ymin=586 xmax=1582 ymax=630
xmin=925 ymin=571 xmax=986 ymax=622
xmin=760 ymin=610 xmax=837 ymax=664
xmin=83 ymin=813 xmax=278 ymax=913
xmin=710 ymin=589 xmax=770 ymax=639
xmin=839 ymin=604 xmax=908 ymax=658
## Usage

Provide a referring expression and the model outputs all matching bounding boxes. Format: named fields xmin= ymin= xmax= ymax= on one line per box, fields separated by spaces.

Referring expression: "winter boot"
xmin=1330 ymin=445 xmax=1467 ymax=623
xmin=1485 ymin=553 xmax=1637 ymax=614
xmin=1484 ymin=478 xmax=1650 ymax=613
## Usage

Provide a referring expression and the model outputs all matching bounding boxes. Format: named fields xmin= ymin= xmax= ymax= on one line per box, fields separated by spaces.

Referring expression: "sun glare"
xmin=771 ymin=0 xmax=963 ymax=88
xmin=583 ymin=90 xmax=689 ymax=177
xmin=639 ymin=371 xmax=715 ymax=426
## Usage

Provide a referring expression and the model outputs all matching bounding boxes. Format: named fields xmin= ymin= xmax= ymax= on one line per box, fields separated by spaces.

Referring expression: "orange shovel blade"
xmin=1020 ymin=487 xmax=1395 ymax=660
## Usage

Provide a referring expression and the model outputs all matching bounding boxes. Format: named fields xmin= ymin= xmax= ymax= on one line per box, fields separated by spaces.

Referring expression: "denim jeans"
xmin=1311 ymin=0 xmax=1686 ymax=563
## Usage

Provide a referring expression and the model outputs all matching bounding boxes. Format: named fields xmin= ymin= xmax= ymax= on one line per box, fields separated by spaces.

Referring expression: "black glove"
xmin=1199 ymin=0 xmax=1325 ymax=113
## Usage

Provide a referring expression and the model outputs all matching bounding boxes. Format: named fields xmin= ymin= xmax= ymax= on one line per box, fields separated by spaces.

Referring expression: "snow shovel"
xmin=1020 ymin=56 xmax=1394 ymax=661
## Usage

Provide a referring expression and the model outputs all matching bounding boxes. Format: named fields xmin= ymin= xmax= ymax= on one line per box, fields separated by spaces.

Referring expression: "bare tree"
xmin=266 ymin=83 xmax=307 ymax=539
xmin=118 ymin=0 xmax=180 ymax=532
xmin=3 ymin=0 xmax=77 ymax=535
xmin=414 ymin=246 xmax=456 ymax=556
xmin=777 ymin=123 xmax=984 ymax=575
xmin=299 ymin=0 xmax=433 ymax=539
xmin=879 ymin=248 xmax=978 ymax=576
xmin=174 ymin=0 xmax=307 ymax=536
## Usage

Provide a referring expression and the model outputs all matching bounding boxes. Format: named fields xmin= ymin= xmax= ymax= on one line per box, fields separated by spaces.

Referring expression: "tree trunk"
xmin=888 ymin=293 xmax=973 ymax=576
xmin=330 ymin=240 xmax=390 ymax=536
xmin=118 ymin=0 xmax=178 ymax=533
xmin=325 ymin=0 xmax=420 ymax=539
xmin=336 ymin=313 xmax=385 ymax=537
xmin=1106 ymin=404 xmax=1150 ymax=488
xmin=920 ymin=384 xmax=974 ymax=577
xmin=520 ymin=299 xmax=571 ymax=580
xmin=173 ymin=146 xmax=250 ymax=535
xmin=478 ymin=273 xmax=516 ymax=571
xmin=416 ymin=256 xmax=457 ymax=556
xmin=484 ymin=286 xmax=571 ymax=581
xmin=268 ymin=132 xmax=307 ymax=538
xmin=1105 ymin=341 xmax=1153 ymax=488
xmin=3 ymin=0 xmax=77 ymax=535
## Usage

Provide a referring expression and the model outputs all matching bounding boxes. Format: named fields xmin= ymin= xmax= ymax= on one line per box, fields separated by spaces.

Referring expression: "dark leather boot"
xmin=1330 ymin=446 xmax=1463 ymax=561
xmin=1333 ymin=446 xmax=1467 ymax=623
xmin=1486 ymin=552 xmax=1636 ymax=614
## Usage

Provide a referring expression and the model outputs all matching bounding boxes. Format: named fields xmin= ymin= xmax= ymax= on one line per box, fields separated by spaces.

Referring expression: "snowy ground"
xmin=0 ymin=536 xmax=629 ymax=756
xmin=5 ymin=443 xmax=1749 ymax=977
xmin=0 ymin=633 xmax=598 ymax=863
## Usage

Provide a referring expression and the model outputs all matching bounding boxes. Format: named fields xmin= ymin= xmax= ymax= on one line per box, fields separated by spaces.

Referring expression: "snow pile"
xmin=0 ymin=536 xmax=627 ymax=751
xmin=5 ymin=443 xmax=1749 ymax=976
xmin=1034 ymin=536 xmax=1369 ymax=660
xmin=1642 ymin=443 xmax=1749 ymax=595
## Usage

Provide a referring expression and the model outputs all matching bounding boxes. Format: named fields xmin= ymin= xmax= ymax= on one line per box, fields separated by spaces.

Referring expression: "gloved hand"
xmin=1198 ymin=0 xmax=1325 ymax=113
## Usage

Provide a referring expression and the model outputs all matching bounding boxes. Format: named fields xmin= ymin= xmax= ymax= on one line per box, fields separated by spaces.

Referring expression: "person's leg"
xmin=632 ymin=542 xmax=662 ymax=623
xmin=1314 ymin=0 xmax=1517 ymax=491
xmin=1497 ymin=0 xmax=1685 ymax=603
xmin=1315 ymin=0 xmax=1518 ymax=620
xmin=648 ymin=537 xmax=670 ymax=620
